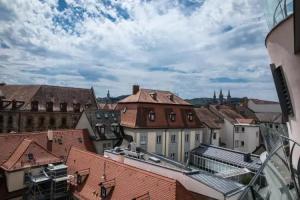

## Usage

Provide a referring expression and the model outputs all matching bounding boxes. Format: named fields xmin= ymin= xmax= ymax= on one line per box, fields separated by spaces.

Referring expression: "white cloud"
xmin=0 ymin=0 xmax=277 ymax=100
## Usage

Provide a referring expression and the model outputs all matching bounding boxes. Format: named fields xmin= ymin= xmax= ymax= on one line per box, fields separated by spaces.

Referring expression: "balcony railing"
xmin=264 ymin=0 xmax=294 ymax=29
xmin=238 ymin=125 xmax=300 ymax=199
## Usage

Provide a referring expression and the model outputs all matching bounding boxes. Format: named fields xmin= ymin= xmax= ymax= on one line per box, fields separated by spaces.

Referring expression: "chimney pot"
xmin=132 ymin=85 xmax=139 ymax=95
xmin=47 ymin=130 xmax=53 ymax=141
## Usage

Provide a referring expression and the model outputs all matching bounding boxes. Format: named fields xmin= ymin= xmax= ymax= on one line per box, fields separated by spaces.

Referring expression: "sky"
xmin=0 ymin=0 xmax=277 ymax=100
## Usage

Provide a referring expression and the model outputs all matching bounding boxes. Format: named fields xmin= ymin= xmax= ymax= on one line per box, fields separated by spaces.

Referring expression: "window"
xmin=49 ymin=117 xmax=55 ymax=128
xmin=140 ymin=135 xmax=147 ymax=145
xmin=61 ymin=117 xmax=67 ymax=127
xmin=38 ymin=117 xmax=45 ymax=127
xmin=276 ymin=125 xmax=279 ymax=130
xmin=156 ymin=135 xmax=161 ymax=144
xmin=26 ymin=117 xmax=33 ymax=128
xmin=195 ymin=134 xmax=200 ymax=141
xmin=11 ymin=100 xmax=17 ymax=110
xmin=241 ymin=141 xmax=245 ymax=147
xmin=100 ymin=126 xmax=105 ymax=134
xmin=103 ymin=143 xmax=107 ymax=149
xmin=46 ymin=102 xmax=53 ymax=112
xmin=169 ymin=112 xmax=176 ymax=122
xmin=60 ymin=102 xmax=67 ymax=112
xmin=104 ymin=113 xmax=108 ymax=118
xmin=235 ymin=126 xmax=239 ymax=132
xmin=96 ymin=112 xmax=101 ymax=119
xmin=170 ymin=153 xmax=176 ymax=160
xmin=171 ymin=135 xmax=176 ymax=143
xmin=241 ymin=127 xmax=245 ymax=132
xmin=31 ymin=101 xmax=39 ymax=111
xmin=269 ymin=124 xmax=273 ymax=128
xmin=148 ymin=111 xmax=155 ymax=121
xmin=184 ymin=152 xmax=189 ymax=161
xmin=185 ymin=134 xmax=189 ymax=143
xmin=234 ymin=140 xmax=239 ymax=147
xmin=270 ymin=64 xmax=293 ymax=122
xmin=187 ymin=112 xmax=193 ymax=121
xmin=8 ymin=116 xmax=13 ymax=126
xmin=73 ymin=103 xmax=81 ymax=113
xmin=213 ymin=132 xmax=217 ymax=139
xmin=0 ymin=115 xmax=3 ymax=125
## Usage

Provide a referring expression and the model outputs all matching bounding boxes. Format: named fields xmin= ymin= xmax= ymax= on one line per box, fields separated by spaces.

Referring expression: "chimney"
xmin=132 ymin=85 xmax=139 ymax=95
xmin=47 ymin=130 xmax=53 ymax=141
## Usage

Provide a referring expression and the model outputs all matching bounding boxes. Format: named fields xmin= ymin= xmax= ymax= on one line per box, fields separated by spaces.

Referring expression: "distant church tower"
xmin=227 ymin=90 xmax=231 ymax=104
xmin=213 ymin=91 xmax=217 ymax=103
xmin=219 ymin=89 xmax=224 ymax=104
xmin=106 ymin=90 xmax=111 ymax=103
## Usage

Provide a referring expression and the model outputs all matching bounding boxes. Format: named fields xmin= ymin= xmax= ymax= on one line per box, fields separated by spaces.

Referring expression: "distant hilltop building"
xmin=0 ymin=84 xmax=98 ymax=133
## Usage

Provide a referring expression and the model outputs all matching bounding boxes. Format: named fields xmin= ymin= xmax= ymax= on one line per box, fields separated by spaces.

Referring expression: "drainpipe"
xmin=181 ymin=129 xmax=183 ymax=162
xmin=164 ymin=129 xmax=167 ymax=156
xmin=232 ymin=125 xmax=235 ymax=150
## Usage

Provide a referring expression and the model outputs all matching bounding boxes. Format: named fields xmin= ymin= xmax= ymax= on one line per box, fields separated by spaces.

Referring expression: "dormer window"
xmin=73 ymin=103 xmax=81 ymax=113
xmin=187 ymin=112 xmax=193 ymax=121
xmin=148 ymin=111 xmax=155 ymax=121
xmin=149 ymin=92 xmax=157 ymax=100
xmin=11 ymin=100 xmax=17 ymax=110
xmin=60 ymin=102 xmax=67 ymax=112
xmin=169 ymin=112 xmax=176 ymax=122
xmin=46 ymin=102 xmax=53 ymax=112
xmin=168 ymin=94 xmax=174 ymax=101
xmin=96 ymin=124 xmax=105 ymax=135
xmin=31 ymin=101 xmax=39 ymax=111
xmin=111 ymin=123 xmax=120 ymax=133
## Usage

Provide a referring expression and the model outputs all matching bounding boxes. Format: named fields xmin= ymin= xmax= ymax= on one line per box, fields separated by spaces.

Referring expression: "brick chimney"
xmin=132 ymin=85 xmax=140 ymax=95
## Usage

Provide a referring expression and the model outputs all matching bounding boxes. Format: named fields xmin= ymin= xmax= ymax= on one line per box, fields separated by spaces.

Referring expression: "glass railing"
xmin=238 ymin=125 xmax=300 ymax=200
xmin=264 ymin=0 xmax=294 ymax=29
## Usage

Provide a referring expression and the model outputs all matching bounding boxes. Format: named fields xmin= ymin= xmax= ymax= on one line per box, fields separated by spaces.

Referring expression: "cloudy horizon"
xmin=0 ymin=0 xmax=277 ymax=100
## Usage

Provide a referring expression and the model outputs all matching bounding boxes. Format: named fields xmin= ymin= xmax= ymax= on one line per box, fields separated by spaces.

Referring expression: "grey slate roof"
xmin=192 ymin=144 xmax=262 ymax=171
xmin=84 ymin=109 xmax=121 ymax=140
xmin=188 ymin=172 xmax=245 ymax=195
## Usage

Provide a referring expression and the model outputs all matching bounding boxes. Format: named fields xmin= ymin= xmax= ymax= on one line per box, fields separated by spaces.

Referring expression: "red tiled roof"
xmin=98 ymin=103 xmax=117 ymax=110
xmin=0 ymin=129 xmax=95 ymax=167
xmin=235 ymin=118 xmax=255 ymax=124
xmin=118 ymin=103 xmax=204 ymax=129
xmin=194 ymin=107 xmax=223 ymax=129
xmin=209 ymin=105 xmax=255 ymax=125
xmin=67 ymin=147 xmax=196 ymax=200
xmin=1 ymin=139 xmax=61 ymax=171
xmin=119 ymin=88 xmax=190 ymax=105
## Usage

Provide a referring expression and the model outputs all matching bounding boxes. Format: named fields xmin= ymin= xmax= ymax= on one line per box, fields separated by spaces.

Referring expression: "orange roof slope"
xmin=194 ymin=107 xmax=223 ymax=129
xmin=0 ymin=129 xmax=95 ymax=166
xmin=66 ymin=148 xmax=196 ymax=200
xmin=119 ymin=88 xmax=191 ymax=105
xmin=1 ymin=139 xmax=61 ymax=171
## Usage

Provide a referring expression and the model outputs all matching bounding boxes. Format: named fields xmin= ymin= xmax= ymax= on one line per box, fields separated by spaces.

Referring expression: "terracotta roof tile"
xmin=194 ymin=107 xmax=223 ymax=129
xmin=67 ymin=148 xmax=196 ymax=200
xmin=0 ymin=129 xmax=95 ymax=167
xmin=1 ymin=139 xmax=61 ymax=171
xmin=119 ymin=88 xmax=190 ymax=105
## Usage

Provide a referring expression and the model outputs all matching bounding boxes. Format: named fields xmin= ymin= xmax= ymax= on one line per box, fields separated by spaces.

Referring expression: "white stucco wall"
xmin=234 ymin=125 xmax=260 ymax=153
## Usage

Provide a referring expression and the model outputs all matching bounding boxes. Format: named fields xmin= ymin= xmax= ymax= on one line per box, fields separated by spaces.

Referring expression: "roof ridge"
xmin=69 ymin=147 xmax=177 ymax=183
xmin=0 ymin=129 xmax=83 ymax=137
